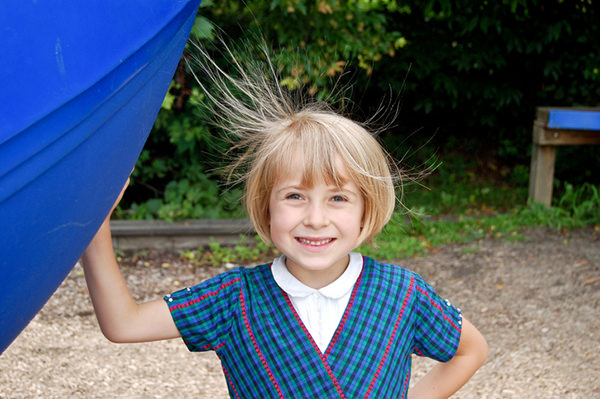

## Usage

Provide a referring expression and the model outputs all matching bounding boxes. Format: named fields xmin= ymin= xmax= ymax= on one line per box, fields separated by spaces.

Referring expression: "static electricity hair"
xmin=187 ymin=40 xmax=401 ymax=245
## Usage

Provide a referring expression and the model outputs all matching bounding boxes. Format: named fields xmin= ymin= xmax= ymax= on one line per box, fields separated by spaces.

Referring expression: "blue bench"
xmin=529 ymin=107 xmax=600 ymax=206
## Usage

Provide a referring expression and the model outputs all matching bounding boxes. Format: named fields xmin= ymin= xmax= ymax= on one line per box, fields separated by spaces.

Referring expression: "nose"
xmin=303 ymin=201 xmax=329 ymax=228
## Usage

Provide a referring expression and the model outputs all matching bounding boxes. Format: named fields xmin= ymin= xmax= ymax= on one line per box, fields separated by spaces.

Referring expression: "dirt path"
xmin=1 ymin=227 xmax=599 ymax=398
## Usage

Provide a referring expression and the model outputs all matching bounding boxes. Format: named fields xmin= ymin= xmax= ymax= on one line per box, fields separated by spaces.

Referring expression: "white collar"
xmin=271 ymin=252 xmax=363 ymax=300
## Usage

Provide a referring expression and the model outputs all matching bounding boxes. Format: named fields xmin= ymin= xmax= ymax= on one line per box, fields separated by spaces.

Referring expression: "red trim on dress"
xmin=364 ymin=274 xmax=415 ymax=399
xmin=400 ymin=369 xmax=410 ymax=398
xmin=222 ymin=366 xmax=241 ymax=399
xmin=240 ymin=289 xmax=285 ymax=398
xmin=325 ymin=268 xmax=364 ymax=358
xmin=413 ymin=346 xmax=424 ymax=357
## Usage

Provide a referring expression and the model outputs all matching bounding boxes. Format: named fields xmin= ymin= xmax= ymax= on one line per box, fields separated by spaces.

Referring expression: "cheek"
xmin=267 ymin=193 xmax=277 ymax=225
xmin=268 ymin=202 xmax=289 ymax=232
xmin=336 ymin=208 xmax=363 ymax=231
xmin=352 ymin=199 xmax=366 ymax=225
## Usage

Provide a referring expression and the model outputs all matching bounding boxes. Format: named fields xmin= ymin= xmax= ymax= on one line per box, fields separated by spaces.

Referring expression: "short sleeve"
xmin=412 ymin=274 xmax=463 ymax=362
xmin=164 ymin=269 xmax=242 ymax=352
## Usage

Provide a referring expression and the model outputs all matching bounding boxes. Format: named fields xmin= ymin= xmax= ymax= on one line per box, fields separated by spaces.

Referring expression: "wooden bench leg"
xmin=528 ymin=143 xmax=556 ymax=206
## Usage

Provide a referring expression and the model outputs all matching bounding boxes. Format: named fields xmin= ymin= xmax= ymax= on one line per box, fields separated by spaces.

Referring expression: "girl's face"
xmin=268 ymin=152 xmax=364 ymax=289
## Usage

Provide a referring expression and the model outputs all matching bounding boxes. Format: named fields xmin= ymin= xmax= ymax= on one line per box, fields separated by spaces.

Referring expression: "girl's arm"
xmin=81 ymin=181 xmax=180 ymax=343
xmin=408 ymin=317 xmax=488 ymax=399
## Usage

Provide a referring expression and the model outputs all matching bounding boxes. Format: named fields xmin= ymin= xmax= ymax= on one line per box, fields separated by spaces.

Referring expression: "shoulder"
xmin=193 ymin=263 xmax=273 ymax=291
xmin=362 ymin=256 xmax=444 ymax=300
xmin=240 ymin=262 xmax=272 ymax=278
xmin=362 ymin=256 xmax=418 ymax=282
xmin=360 ymin=256 xmax=426 ymax=298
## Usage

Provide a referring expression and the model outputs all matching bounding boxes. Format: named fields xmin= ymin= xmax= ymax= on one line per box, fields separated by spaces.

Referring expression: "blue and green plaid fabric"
xmin=165 ymin=256 xmax=462 ymax=398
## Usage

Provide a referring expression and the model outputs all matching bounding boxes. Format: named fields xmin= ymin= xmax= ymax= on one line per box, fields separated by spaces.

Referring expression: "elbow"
xmin=477 ymin=335 xmax=489 ymax=367
xmin=471 ymin=329 xmax=489 ymax=368
xmin=98 ymin=324 xmax=135 ymax=344
xmin=458 ymin=317 xmax=489 ymax=369
xmin=100 ymin=328 xmax=125 ymax=344
xmin=104 ymin=333 xmax=128 ymax=344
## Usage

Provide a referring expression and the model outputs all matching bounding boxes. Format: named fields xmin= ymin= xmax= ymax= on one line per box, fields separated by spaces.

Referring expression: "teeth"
xmin=298 ymin=238 xmax=333 ymax=246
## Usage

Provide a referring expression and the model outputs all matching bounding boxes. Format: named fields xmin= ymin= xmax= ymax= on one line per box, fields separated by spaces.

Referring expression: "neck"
xmin=285 ymin=255 xmax=350 ymax=289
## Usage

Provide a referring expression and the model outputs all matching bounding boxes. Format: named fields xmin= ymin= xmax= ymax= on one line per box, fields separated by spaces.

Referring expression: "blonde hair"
xmin=187 ymin=40 xmax=400 ymax=245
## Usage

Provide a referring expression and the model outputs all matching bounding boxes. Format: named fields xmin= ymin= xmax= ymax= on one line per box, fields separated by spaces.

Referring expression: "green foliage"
xmin=374 ymin=0 xmax=599 ymax=171
xmin=359 ymin=207 xmax=525 ymax=260
xmin=128 ymin=177 xmax=243 ymax=221
xmin=520 ymin=182 xmax=600 ymax=229
xmin=399 ymin=153 xmax=528 ymax=215
xmin=184 ymin=236 xmax=276 ymax=267
xmin=357 ymin=154 xmax=599 ymax=260
xmin=124 ymin=73 xmax=241 ymax=220
xmin=204 ymin=0 xmax=406 ymax=97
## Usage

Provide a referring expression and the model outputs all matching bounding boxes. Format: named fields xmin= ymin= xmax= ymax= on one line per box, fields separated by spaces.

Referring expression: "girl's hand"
xmin=86 ymin=175 xmax=130 ymax=254
xmin=108 ymin=177 xmax=130 ymax=218
xmin=94 ymin=176 xmax=130 ymax=233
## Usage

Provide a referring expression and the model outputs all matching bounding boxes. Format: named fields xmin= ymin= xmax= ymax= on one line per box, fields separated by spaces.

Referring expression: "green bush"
xmin=374 ymin=0 xmax=599 ymax=174
xmin=521 ymin=182 xmax=600 ymax=229
xmin=123 ymin=0 xmax=408 ymax=218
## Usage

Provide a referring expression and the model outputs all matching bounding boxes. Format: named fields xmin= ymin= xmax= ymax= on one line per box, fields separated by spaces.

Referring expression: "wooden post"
xmin=528 ymin=141 xmax=556 ymax=207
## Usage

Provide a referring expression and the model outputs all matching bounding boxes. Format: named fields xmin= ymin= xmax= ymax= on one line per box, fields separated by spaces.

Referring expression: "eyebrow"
xmin=335 ymin=185 xmax=360 ymax=197
xmin=275 ymin=182 xmax=360 ymax=196
xmin=274 ymin=182 xmax=303 ymax=191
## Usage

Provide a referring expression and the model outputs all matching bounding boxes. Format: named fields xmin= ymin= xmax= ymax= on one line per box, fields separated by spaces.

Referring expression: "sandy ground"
xmin=1 ymin=227 xmax=599 ymax=398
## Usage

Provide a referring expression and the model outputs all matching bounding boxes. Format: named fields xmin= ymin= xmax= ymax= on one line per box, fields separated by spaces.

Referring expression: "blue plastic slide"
xmin=0 ymin=0 xmax=201 ymax=353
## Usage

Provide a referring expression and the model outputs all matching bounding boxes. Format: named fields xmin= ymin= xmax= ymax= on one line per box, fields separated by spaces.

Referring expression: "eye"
xmin=331 ymin=195 xmax=347 ymax=202
xmin=286 ymin=193 xmax=302 ymax=200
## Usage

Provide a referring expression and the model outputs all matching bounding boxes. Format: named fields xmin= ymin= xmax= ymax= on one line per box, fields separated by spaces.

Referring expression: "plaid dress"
xmin=165 ymin=256 xmax=462 ymax=398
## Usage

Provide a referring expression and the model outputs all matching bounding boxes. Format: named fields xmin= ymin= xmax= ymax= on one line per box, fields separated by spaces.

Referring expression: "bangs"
xmin=267 ymin=122 xmax=351 ymax=189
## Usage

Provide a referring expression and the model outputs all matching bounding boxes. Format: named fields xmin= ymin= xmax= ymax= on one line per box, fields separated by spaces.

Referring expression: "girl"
xmin=82 ymin=44 xmax=487 ymax=398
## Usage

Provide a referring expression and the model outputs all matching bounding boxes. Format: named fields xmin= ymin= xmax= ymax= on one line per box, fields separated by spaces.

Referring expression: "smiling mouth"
xmin=296 ymin=237 xmax=335 ymax=246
